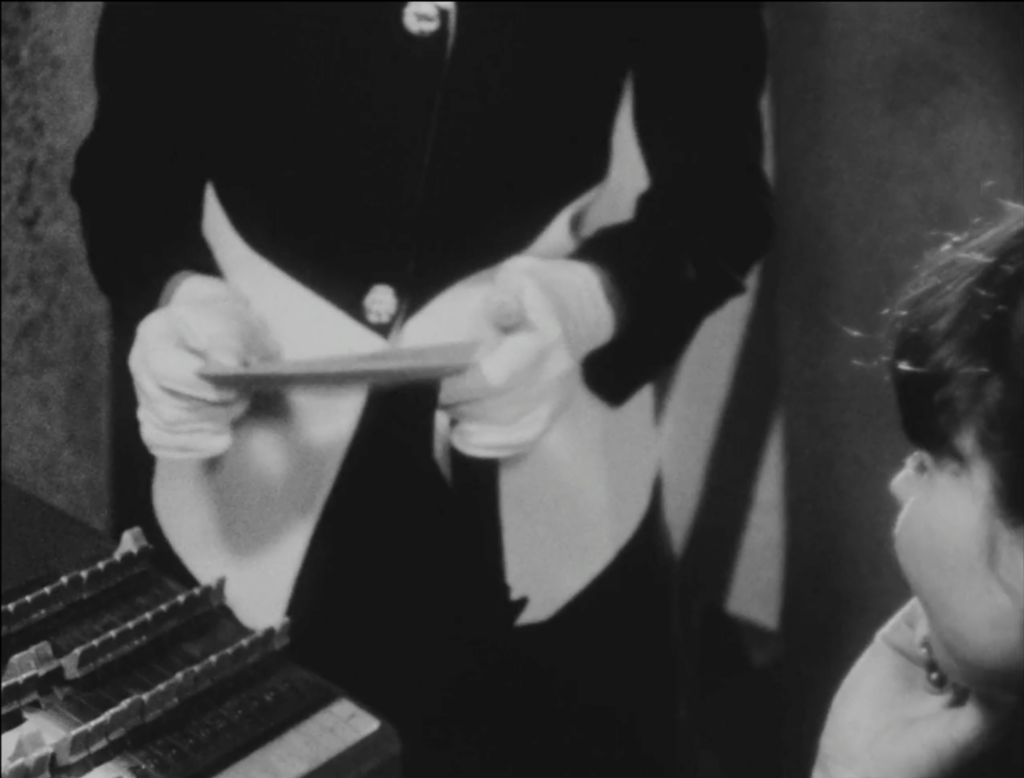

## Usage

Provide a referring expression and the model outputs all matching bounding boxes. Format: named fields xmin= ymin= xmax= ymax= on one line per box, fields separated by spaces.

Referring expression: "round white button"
xmin=403 ymin=2 xmax=444 ymax=37
xmin=363 ymin=284 xmax=399 ymax=326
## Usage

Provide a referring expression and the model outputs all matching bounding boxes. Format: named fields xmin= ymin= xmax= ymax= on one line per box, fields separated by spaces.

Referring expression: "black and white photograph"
xmin=2 ymin=3 xmax=1022 ymax=776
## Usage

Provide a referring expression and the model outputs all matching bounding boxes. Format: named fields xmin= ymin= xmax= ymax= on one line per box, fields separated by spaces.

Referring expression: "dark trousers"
xmin=286 ymin=385 xmax=680 ymax=777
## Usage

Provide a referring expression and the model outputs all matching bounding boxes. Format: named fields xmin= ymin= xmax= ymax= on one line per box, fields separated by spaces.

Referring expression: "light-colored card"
xmin=199 ymin=341 xmax=478 ymax=388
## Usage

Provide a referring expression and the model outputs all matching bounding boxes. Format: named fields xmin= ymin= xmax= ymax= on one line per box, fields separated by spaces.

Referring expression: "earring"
xmin=919 ymin=637 xmax=970 ymax=705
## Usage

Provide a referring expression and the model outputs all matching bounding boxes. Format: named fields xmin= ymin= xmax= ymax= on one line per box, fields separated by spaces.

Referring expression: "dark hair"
xmin=889 ymin=202 xmax=1024 ymax=526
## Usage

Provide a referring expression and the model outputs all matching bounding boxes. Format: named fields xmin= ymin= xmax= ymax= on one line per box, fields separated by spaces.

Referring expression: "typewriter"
xmin=1 ymin=481 xmax=400 ymax=778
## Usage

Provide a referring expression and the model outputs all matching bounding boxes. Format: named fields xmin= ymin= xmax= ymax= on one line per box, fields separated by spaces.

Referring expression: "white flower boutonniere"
xmin=402 ymin=2 xmax=456 ymax=38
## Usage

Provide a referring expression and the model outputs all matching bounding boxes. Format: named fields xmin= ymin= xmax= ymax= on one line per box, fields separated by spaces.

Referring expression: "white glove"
xmin=129 ymin=274 xmax=279 ymax=460
xmin=439 ymin=256 xmax=616 ymax=459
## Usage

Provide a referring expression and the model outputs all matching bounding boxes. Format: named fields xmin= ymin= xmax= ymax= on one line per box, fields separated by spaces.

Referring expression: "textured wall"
xmin=1 ymin=1 xmax=108 ymax=531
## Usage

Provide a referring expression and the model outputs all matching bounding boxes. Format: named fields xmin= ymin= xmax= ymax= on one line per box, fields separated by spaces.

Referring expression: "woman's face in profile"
xmin=890 ymin=447 xmax=1024 ymax=700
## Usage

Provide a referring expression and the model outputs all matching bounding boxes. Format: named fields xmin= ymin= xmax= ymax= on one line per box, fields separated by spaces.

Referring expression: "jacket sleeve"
xmin=577 ymin=3 xmax=773 ymax=407
xmin=72 ymin=3 xmax=216 ymax=329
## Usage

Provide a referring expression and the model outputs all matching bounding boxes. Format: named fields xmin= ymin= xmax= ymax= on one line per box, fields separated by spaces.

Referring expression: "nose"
xmin=890 ymin=464 xmax=914 ymax=505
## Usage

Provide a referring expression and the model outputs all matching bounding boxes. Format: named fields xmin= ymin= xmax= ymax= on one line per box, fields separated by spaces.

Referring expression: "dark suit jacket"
xmin=72 ymin=0 xmax=772 ymax=641
xmin=73 ymin=1 xmax=771 ymax=407
xmin=71 ymin=5 xmax=772 ymax=771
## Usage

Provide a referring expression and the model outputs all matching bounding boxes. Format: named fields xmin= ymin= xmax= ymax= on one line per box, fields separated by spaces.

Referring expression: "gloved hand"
xmin=439 ymin=256 xmax=616 ymax=459
xmin=129 ymin=273 xmax=279 ymax=459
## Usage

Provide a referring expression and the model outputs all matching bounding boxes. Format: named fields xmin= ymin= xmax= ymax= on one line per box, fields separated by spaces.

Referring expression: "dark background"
xmin=3 ymin=3 xmax=1022 ymax=776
